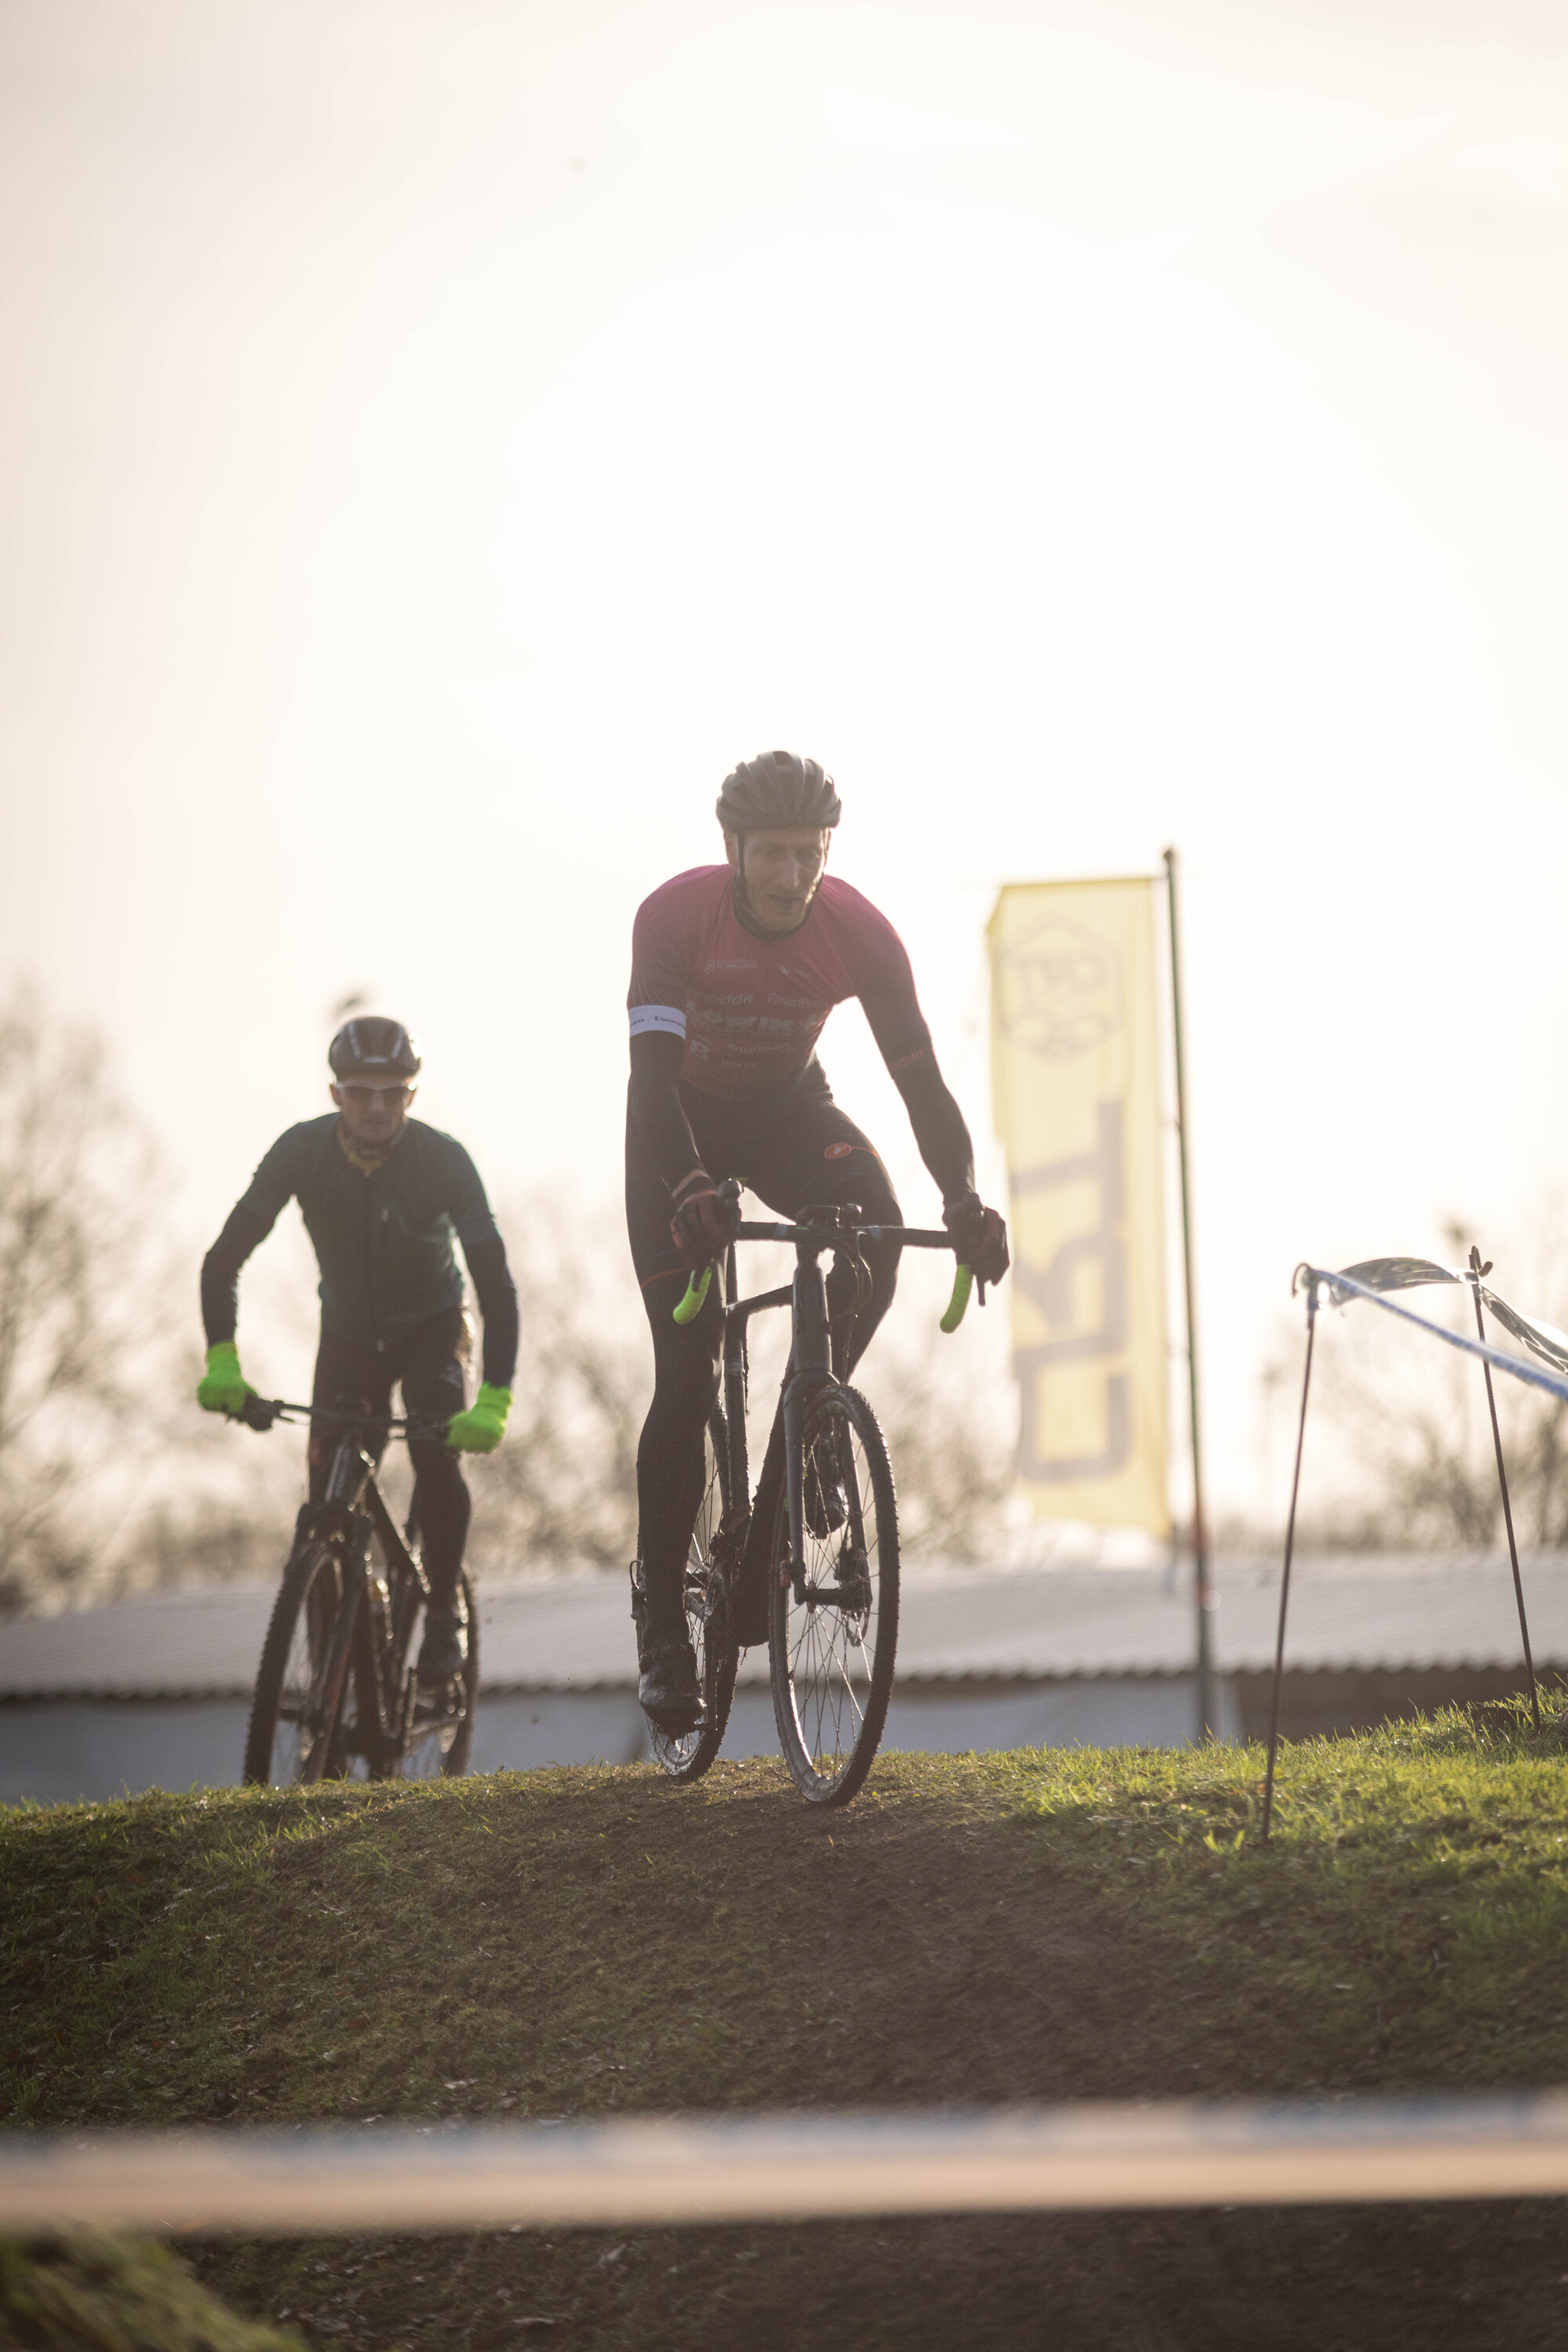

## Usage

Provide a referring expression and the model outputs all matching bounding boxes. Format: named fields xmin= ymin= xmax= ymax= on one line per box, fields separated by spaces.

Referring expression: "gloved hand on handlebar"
xmin=447 ymin=1382 xmax=512 ymax=1454
xmin=196 ymin=1341 xmax=257 ymax=1416
xmin=670 ymin=1170 xmax=740 ymax=1270
xmin=942 ymin=1189 xmax=1011 ymax=1287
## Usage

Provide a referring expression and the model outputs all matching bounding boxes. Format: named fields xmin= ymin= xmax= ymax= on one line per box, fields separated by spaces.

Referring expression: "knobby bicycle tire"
xmin=379 ymin=1566 xmax=479 ymax=1779
xmin=768 ymin=1382 xmax=899 ymax=1807
xmin=652 ymin=1406 xmax=739 ymax=1786
xmin=244 ymin=1541 xmax=351 ymax=1787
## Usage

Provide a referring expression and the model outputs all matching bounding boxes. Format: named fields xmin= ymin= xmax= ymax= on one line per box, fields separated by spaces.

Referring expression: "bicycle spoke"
xmin=393 ymin=1570 xmax=478 ymax=1780
xmin=650 ymin=1407 xmax=736 ymax=1783
xmin=770 ymin=1386 xmax=899 ymax=1806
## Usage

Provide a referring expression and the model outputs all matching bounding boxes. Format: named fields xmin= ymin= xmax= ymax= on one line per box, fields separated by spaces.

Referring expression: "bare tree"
xmin=464 ymin=1206 xmax=645 ymax=1573
xmin=0 ymin=989 xmax=174 ymax=1614
xmin=1302 ymin=1220 xmax=1568 ymax=1553
xmin=858 ymin=1316 xmax=1017 ymax=1562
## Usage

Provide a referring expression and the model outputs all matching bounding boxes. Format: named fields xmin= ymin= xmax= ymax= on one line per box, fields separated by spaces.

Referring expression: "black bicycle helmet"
xmin=328 ymin=1017 xmax=422 ymax=1080
xmin=715 ymin=750 xmax=841 ymax=835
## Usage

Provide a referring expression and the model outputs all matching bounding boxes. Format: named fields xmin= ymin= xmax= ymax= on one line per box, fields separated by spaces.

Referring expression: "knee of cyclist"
xmin=413 ymin=1439 xmax=466 ymax=1484
xmin=678 ymin=1370 xmax=721 ymax=1435
xmin=860 ymin=1228 xmax=901 ymax=1300
xmin=658 ymin=1349 xmax=720 ymax=1421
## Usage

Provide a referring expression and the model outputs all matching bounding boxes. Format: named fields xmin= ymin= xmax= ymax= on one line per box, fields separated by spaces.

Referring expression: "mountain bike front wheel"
xmin=768 ymin=1383 xmax=899 ymax=1808
xmin=651 ymin=1406 xmax=739 ymax=1786
xmin=244 ymin=1542 xmax=352 ymax=1787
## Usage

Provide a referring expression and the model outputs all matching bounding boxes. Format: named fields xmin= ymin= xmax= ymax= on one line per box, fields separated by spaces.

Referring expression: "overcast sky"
xmin=4 ymin=0 xmax=1568 ymax=1523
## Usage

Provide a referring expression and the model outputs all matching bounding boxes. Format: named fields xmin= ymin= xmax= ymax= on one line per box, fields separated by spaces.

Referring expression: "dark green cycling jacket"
xmin=234 ymin=1116 xmax=503 ymax=1344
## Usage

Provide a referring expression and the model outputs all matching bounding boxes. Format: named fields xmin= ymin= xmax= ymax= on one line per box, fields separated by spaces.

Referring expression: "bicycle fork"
xmin=781 ymin=1240 xmax=835 ymax=1603
xmin=780 ymin=1221 xmax=874 ymax=1615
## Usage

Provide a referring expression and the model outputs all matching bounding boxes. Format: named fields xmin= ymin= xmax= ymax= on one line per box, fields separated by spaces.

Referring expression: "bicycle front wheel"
xmin=769 ymin=1383 xmax=899 ymax=1808
xmin=652 ymin=1406 xmax=738 ymax=1785
xmin=244 ymin=1543 xmax=351 ymax=1786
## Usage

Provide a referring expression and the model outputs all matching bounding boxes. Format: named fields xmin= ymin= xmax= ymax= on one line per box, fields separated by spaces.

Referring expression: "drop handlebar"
xmin=673 ymin=1222 xmax=975 ymax=1331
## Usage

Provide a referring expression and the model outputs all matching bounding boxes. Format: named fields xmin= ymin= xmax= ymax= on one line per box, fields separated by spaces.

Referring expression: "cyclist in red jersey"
xmin=626 ymin=750 xmax=1009 ymax=1731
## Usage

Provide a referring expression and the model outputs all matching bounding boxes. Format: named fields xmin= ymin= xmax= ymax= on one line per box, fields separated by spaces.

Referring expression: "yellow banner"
xmin=988 ymin=880 xmax=1170 ymax=1535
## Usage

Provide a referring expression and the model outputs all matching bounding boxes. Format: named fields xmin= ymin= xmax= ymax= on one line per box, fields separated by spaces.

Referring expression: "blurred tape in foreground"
xmin=6 ymin=2096 xmax=1568 ymax=2234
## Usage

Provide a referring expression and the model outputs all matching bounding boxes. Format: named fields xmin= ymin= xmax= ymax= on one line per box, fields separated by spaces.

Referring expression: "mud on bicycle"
xmin=633 ymin=1179 xmax=976 ymax=1808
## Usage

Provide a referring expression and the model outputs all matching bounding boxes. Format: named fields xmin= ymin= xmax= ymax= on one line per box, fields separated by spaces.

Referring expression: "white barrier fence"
xmin=6 ymin=2096 xmax=1568 ymax=2235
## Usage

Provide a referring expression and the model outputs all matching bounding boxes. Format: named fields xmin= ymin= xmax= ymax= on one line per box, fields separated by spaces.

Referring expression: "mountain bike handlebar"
xmin=673 ymin=1222 xmax=975 ymax=1332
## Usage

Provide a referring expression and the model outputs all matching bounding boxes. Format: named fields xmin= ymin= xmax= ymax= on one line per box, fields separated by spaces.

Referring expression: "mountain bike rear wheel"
xmin=244 ymin=1542 xmax=352 ymax=1786
xmin=768 ymin=1383 xmax=899 ymax=1808
xmin=387 ymin=1567 xmax=479 ymax=1779
xmin=651 ymin=1406 xmax=738 ymax=1786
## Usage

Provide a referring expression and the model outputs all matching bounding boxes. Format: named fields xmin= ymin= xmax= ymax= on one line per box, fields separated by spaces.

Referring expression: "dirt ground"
xmin=8 ymin=1744 xmax=1568 ymax=2347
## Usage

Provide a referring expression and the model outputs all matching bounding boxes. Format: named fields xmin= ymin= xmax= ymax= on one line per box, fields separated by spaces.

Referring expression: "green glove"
xmin=447 ymin=1382 xmax=511 ymax=1454
xmin=196 ymin=1341 xmax=256 ymax=1416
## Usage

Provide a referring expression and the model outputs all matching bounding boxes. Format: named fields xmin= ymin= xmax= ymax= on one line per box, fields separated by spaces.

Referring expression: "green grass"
xmin=1011 ymin=1701 xmax=1568 ymax=2092
xmin=5 ymin=1711 xmax=1568 ymax=2347
xmin=0 ymin=2234 xmax=303 ymax=2350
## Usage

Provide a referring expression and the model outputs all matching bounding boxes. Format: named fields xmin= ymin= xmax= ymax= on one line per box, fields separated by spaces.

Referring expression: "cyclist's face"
xmin=331 ymin=1076 xmax=415 ymax=1146
xmin=728 ymin=827 xmax=829 ymax=933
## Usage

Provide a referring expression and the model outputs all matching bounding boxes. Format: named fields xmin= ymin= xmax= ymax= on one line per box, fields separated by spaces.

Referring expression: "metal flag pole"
xmin=1163 ymin=847 xmax=1217 ymax=1742
xmin=1466 ymin=1245 xmax=1541 ymax=1732
xmin=1262 ymin=1272 xmax=1319 ymax=1844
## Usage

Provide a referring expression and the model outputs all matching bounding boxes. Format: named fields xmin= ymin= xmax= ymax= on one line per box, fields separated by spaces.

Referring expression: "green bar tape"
xmin=673 ymin=1265 xmax=714 ymax=1326
xmin=939 ymin=1264 xmax=974 ymax=1334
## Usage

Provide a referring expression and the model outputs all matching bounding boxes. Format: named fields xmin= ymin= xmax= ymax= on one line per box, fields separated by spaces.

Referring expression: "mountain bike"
xmin=237 ymin=1399 xmax=477 ymax=1786
xmin=634 ymin=1185 xmax=973 ymax=1808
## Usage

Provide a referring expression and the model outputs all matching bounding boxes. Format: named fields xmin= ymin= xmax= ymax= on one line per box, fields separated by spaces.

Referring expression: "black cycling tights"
xmin=309 ymin=1308 xmax=470 ymax=1608
xmin=627 ymin=1062 xmax=906 ymax=1644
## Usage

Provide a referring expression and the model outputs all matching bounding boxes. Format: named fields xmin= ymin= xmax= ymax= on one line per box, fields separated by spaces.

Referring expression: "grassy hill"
xmin=5 ymin=1709 xmax=1568 ymax=2349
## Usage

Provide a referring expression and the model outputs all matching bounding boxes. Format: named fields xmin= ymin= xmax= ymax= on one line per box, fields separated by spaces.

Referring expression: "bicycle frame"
xmin=307 ymin=1437 xmax=431 ymax=1769
xmin=702 ymin=1208 xmax=965 ymax=1600
xmin=245 ymin=1399 xmax=448 ymax=1774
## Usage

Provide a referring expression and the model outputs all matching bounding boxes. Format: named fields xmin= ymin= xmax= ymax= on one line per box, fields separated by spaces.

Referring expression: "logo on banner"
xmin=996 ymin=916 xmax=1123 ymax=1063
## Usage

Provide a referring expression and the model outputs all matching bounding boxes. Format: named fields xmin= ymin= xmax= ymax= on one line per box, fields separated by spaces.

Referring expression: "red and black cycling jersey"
xmin=627 ymin=866 xmax=933 ymax=1098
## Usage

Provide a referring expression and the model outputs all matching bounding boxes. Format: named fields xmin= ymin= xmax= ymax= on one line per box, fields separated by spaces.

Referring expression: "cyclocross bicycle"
xmin=634 ymin=1182 xmax=973 ymax=1808
xmin=237 ymin=1399 xmax=477 ymax=1786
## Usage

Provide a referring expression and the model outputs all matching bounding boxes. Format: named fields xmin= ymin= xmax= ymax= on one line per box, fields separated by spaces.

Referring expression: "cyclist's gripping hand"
xmin=942 ymin=1189 xmax=1011 ymax=1286
xmin=197 ymin=1341 xmax=258 ymax=1416
xmin=670 ymin=1169 xmax=739 ymax=1270
xmin=448 ymin=1382 xmax=512 ymax=1454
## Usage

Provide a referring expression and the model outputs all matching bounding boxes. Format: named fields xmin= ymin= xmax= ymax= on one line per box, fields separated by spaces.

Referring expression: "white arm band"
xmin=629 ymin=1003 xmax=687 ymax=1041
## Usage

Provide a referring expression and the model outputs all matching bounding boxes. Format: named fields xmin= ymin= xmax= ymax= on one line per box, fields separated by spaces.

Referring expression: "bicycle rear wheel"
xmin=768 ymin=1383 xmax=899 ymax=1808
xmin=652 ymin=1406 xmax=738 ymax=1785
xmin=244 ymin=1543 xmax=351 ymax=1786
xmin=387 ymin=1567 xmax=479 ymax=1779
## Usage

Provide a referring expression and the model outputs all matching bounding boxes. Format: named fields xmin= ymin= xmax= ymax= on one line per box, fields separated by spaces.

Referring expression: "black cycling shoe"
xmin=416 ymin=1605 xmax=465 ymax=1686
xmin=638 ymin=1634 xmax=705 ymax=1733
xmin=804 ymin=1430 xmax=848 ymax=1540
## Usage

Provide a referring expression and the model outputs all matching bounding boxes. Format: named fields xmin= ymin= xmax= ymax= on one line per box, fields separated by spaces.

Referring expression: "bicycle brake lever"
xmin=238 ymin=1395 xmax=282 ymax=1432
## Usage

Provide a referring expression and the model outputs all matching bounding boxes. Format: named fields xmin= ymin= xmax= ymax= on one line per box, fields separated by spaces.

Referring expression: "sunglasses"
xmin=334 ymin=1081 xmax=416 ymax=1105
